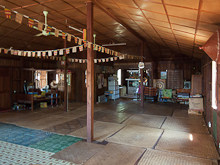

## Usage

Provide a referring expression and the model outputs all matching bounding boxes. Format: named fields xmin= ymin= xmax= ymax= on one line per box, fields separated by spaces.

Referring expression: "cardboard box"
xmin=189 ymin=98 xmax=203 ymax=110
xmin=188 ymin=109 xmax=203 ymax=115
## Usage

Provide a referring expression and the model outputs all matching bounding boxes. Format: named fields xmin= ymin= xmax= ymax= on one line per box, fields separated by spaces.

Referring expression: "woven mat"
xmin=123 ymin=114 xmax=165 ymax=128
xmin=19 ymin=115 xmax=73 ymax=130
xmin=138 ymin=149 xmax=218 ymax=165
xmin=56 ymin=109 xmax=87 ymax=119
xmin=84 ymin=142 xmax=145 ymax=165
xmin=161 ymin=116 xmax=209 ymax=134
xmin=172 ymin=109 xmax=203 ymax=120
xmin=144 ymin=108 xmax=174 ymax=116
xmin=155 ymin=130 xmax=220 ymax=159
xmin=69 ymin=121 xmax=126 ymax=142
xmin=52 ymin=141 xmax=104 ymax=164
xmin=106 ymin=125 xmax=163 ymax=148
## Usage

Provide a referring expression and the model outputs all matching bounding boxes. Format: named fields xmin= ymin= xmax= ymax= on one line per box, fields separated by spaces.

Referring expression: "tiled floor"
xmin=0 ymin=99 xmax=219 ymax=164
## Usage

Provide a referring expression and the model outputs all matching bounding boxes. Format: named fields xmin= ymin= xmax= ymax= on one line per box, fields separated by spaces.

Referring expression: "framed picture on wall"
xmin=161 ymin=71 xmax=167 ymax=79
xmin=184 ymin=81 xmax=191 ymax=89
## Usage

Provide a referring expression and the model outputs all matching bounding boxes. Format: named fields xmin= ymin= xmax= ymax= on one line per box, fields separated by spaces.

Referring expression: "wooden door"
xmin=0 ymin=68 xmax=11 ymax=110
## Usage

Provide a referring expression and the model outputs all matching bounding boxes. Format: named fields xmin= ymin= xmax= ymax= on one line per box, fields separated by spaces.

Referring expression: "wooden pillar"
xmin=86 ymin=1 xmax=94 ymax=143
xmin=140 ymin=42 xmax=144 ymax=107
xmin=64 ymin=38 xmax=68 ymax=112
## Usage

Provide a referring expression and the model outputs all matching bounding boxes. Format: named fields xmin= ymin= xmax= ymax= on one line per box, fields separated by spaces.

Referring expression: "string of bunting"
xmin=0 ymin=5 xmax=142 ymax=60
xmin=0 ymin=46 xmax=126 ymax=63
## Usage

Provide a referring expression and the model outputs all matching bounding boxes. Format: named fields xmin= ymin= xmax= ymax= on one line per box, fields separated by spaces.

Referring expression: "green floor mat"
xmin=28 ymin=134 xmax=82 ymax=153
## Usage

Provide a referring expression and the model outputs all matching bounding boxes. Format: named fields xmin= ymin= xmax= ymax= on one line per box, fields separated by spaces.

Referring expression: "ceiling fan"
xmin=34 ymin=11 xmax=62 ymax=37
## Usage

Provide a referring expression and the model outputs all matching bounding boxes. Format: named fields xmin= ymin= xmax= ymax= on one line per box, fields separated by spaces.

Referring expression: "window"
xmin=212 ymin=61 xmax=217 ymax=109
xmin=117 ymin=69 xmax=121 ymax=85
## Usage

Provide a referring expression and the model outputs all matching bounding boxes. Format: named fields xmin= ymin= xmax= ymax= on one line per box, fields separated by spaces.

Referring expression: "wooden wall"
xmin=202 ymin=55 xmax=220 ymax=153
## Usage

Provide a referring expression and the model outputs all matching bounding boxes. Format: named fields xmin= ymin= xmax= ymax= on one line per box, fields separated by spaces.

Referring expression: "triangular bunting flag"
xmin=98 ymin=59 xmax=102 ymax=63
xmin=114 ymin=57 xmax=117 ymax=60
xmin=72 ymin=47 xmax=77 ymax=53
xmin=46 ymin=26 xmax=52 ymax=33
xmin=95 ymin=44 xmax=98 ymax=51
xmin=88 ymin=42 xmax=92 ymax=48
xmin=75 ymin=59 xmax=78 ymax=62
xmin=105 ymin=48 xmax=107 ymax=53
xmin=4 ymin=49 xmax=8 ymax=54
xmin=0 ymin=48 xmax=1 ymax=53
xmin=102 ymin=58 xmax=105 ymax=62
xmin=62 ymin=32 xmax=66 ymax=39
xmin=79 ymin=46 xmax=83 ymax=52
xmin=10 ymin=50 xmax=14 ymax=55
xmin=72 ymin=59 xmax=74 ymax=62
xmin=32 ymin=51 xmax=36 ymax=57
xmin=27 ymin=51 xmax=31 ymax=57
xmin=83 ymin=60 xmax=86 ymax=63
xmin=106 ymin=58 xmax=109 ymax=62
xmin=68 ymin=58 xmax=71 ymax=62
xmin=84 ymin=42 xmax=87 ymax=48
xmin=78 ymin=38 xmax=82 ymax=45
xmin=15 ymin=13 xmax=23 ymax=24
xmin=59 ymin=49 xmax=63 ymax=55
xmin=48 ymin=51 xmax=52 ymax=56
xmin=37 ymin=51 xmax=41 ymax=57
xmin=53 ymin=50 xmax=57 ymax=56
xmin=107 ymin=49 xmax=110 ymax=54
xmin=98 ymin=46 xmax=101 ymax=52
xmin=18 ymin=51 xmax=22 ymax=56
xmin=55 ymin=29 xmax=59 ymax=37
xmin=38 ymin=22 xmax=43 ymax=31
xmin=42 ymin=51 xmax=46 ymax=57
xmin=28 ymin=18 xmax=34 ymax=28
xmin=110 ymin=57 xmax=114 ymax=61
xmin=102 ymin=47 xmax=104 ymax=53
xmin=74 ymin=37 xmax=78 ymax=44
xmin=67 ymin=34 xmax=71 ymax=42
xmin=66 ymin=48 xmax=70 ymax=54
xmin=94 ymin=59 xmax=97 ymax=63
xmin=23 ymin=51 xmax=27 ymax=56
xmin=79 ymin=59 xmax=82 ymax=63
xmin=4 ymin=8 xmax=11 ymax=19
xmin=14 ymin=50 xmax=18 ymax=55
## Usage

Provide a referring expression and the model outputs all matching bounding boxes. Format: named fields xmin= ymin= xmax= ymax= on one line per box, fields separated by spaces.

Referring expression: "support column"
xmin=64 ymin=38 xmax=68 ymax=112
xmin=86 ymin=1 xmax=94 ymax=143
xmin=140 ymin=42 xmax=144 ymax=107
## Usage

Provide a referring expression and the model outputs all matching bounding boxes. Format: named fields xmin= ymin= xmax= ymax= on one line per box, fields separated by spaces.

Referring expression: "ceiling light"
xmin=102 ymin=43 xmax=126 ymax=46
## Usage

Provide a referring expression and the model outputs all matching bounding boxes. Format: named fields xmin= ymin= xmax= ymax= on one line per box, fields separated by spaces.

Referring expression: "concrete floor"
xmin=0 ymin=99 xmax=219 ymax=165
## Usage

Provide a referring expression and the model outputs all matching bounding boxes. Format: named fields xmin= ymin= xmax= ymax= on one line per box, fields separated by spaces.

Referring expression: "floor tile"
xmin=155 ymin=130 xmax=220 ymax=159
xmin=28 ymin=134 xmax=82 ymax=153
xmin=106 ymin=125 xmax=163 ymax=148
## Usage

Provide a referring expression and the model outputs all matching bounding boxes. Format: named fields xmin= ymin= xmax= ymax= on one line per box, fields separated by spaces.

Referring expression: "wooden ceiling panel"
xmin=196 ymin=30 xmax=214 ymax=38
xmin=121 ymin=6 xmax=143 ymax=16
xmin=0 ymin=1 xmax=19 ymax=9
xmin=8 ymin=0 xmax=37 ymax=7
xmin=166 ymin=6 xmax=198 ymax=20
xmin=43 ymin=0 xmax=72 ymax=10
xmin=129 ymin=14 xmax=148 ymax=23
xmin=114 ymin=0 xmax=138 ymax=8
xmin=0 ymin=37 xmax=17 ymax=46
xmin=143 ymin=11 xmax=168 ymax=22
xmin=154 ymin=26 xmax=172 ymax=33
xmin=7 ymin=30 xmax=28 ymax=39
xmin=63 ymin=0 xmax=87 ymax=8
xmin=202 ymin=0 xmax=220 ymax=13
xmin=1 ymin=19 xmax=21 ymax=29
xmin=99 ymin=1 xmax=121 ymax=10
xmin=173 ymin=30 xmax=194 ymax=39
xmin=0 ymin=26 xmax=14 ymax=36
xmin=169 ymin=16 xmax=196 ymax=28
xmin=164 ymin=0 xmax=200 ymax=9
xmin=172 ymin=24 xmax=195 ymax=34
xmin=149 ymin=19 xmax=170 ymax=28
xmin=198 ymin=22 xmax=220 ymax=32
xmin=199 ymin=12 xmax=220 ymax=24
xmin=62 ymin=9 xmax=85 ymax=18
xmin=136 ymin=1 xmax=165 ymax=14
xmin=15 ymin=8 xmax=38 ymax=16
xmin=22 ymin=4 xmax=53 ymax=14
xmin=195 ymin=35 xmax=209 ymax=43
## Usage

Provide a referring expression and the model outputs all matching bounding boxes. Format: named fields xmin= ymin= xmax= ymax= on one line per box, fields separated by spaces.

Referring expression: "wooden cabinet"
xmin=191 ymin=74 xmax=202 ymax=95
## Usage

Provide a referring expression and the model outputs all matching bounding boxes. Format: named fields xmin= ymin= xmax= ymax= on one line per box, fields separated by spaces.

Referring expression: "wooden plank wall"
xmin=202 ymin=55 xmax=220 ymax=152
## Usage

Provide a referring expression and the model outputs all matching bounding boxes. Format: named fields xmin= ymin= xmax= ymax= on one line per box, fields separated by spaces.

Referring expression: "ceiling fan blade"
xmin=35 ymin=33 xmax=43 ymax=37
xmin=32 ymin=26 xmax=38 ymax=30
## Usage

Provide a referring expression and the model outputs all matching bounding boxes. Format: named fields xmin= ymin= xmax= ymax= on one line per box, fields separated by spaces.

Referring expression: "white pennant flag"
xmin=102 ymin=58 xmax=105 ymax=62
xmin=59 ymin=49 xmax=63 ymax=55
xmin=0 ymin=48 xmax=2 ymax=53
xmin=37 ymin=51 xmax=41 ymax=57
xmin=67 ymin=33 xmax=71 ymax=42
xmin=72 ymin=47 xmax=77 ymax=53
xmin=79 ymin=59 xmax=82 ymax=63
xmin=110 ymin=57 xmax=114 ymax=61
xmin=18 ymin=51 xmax=22 ymax=56
xmin=94 ymin=59 xmax=97 ymax=63
xmin=72 ymin=59 xmax=74 ymax=62
xmin=88 ymin=42 xmax=92 ymax=48
xmin=28 ymin=51 xmax=31 ymax=57
xmin=11 ymin=49 xmax=14 ymax=55
xmin=48 ymin=51 xmax=52 ymax=56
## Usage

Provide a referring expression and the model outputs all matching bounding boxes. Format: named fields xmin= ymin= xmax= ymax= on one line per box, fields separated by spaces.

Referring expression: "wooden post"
xmin=64 ymin=38 xmax=68 ymax=112
xmin=86 ymin=1 xmax=94 ymax=143
xmin=140 ymin=42 xmax=144 ymax=107
xmin=31 ymin=68 xmax=34 ymax=112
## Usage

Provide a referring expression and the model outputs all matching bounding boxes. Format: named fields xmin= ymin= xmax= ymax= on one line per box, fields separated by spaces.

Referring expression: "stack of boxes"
xmin=188 ymin=98 xmax=203 ymax=115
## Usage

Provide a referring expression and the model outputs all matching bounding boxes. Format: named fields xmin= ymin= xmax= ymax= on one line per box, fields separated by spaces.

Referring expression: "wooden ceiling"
xmin=0 ymin=0 xmax=219 ymax=61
